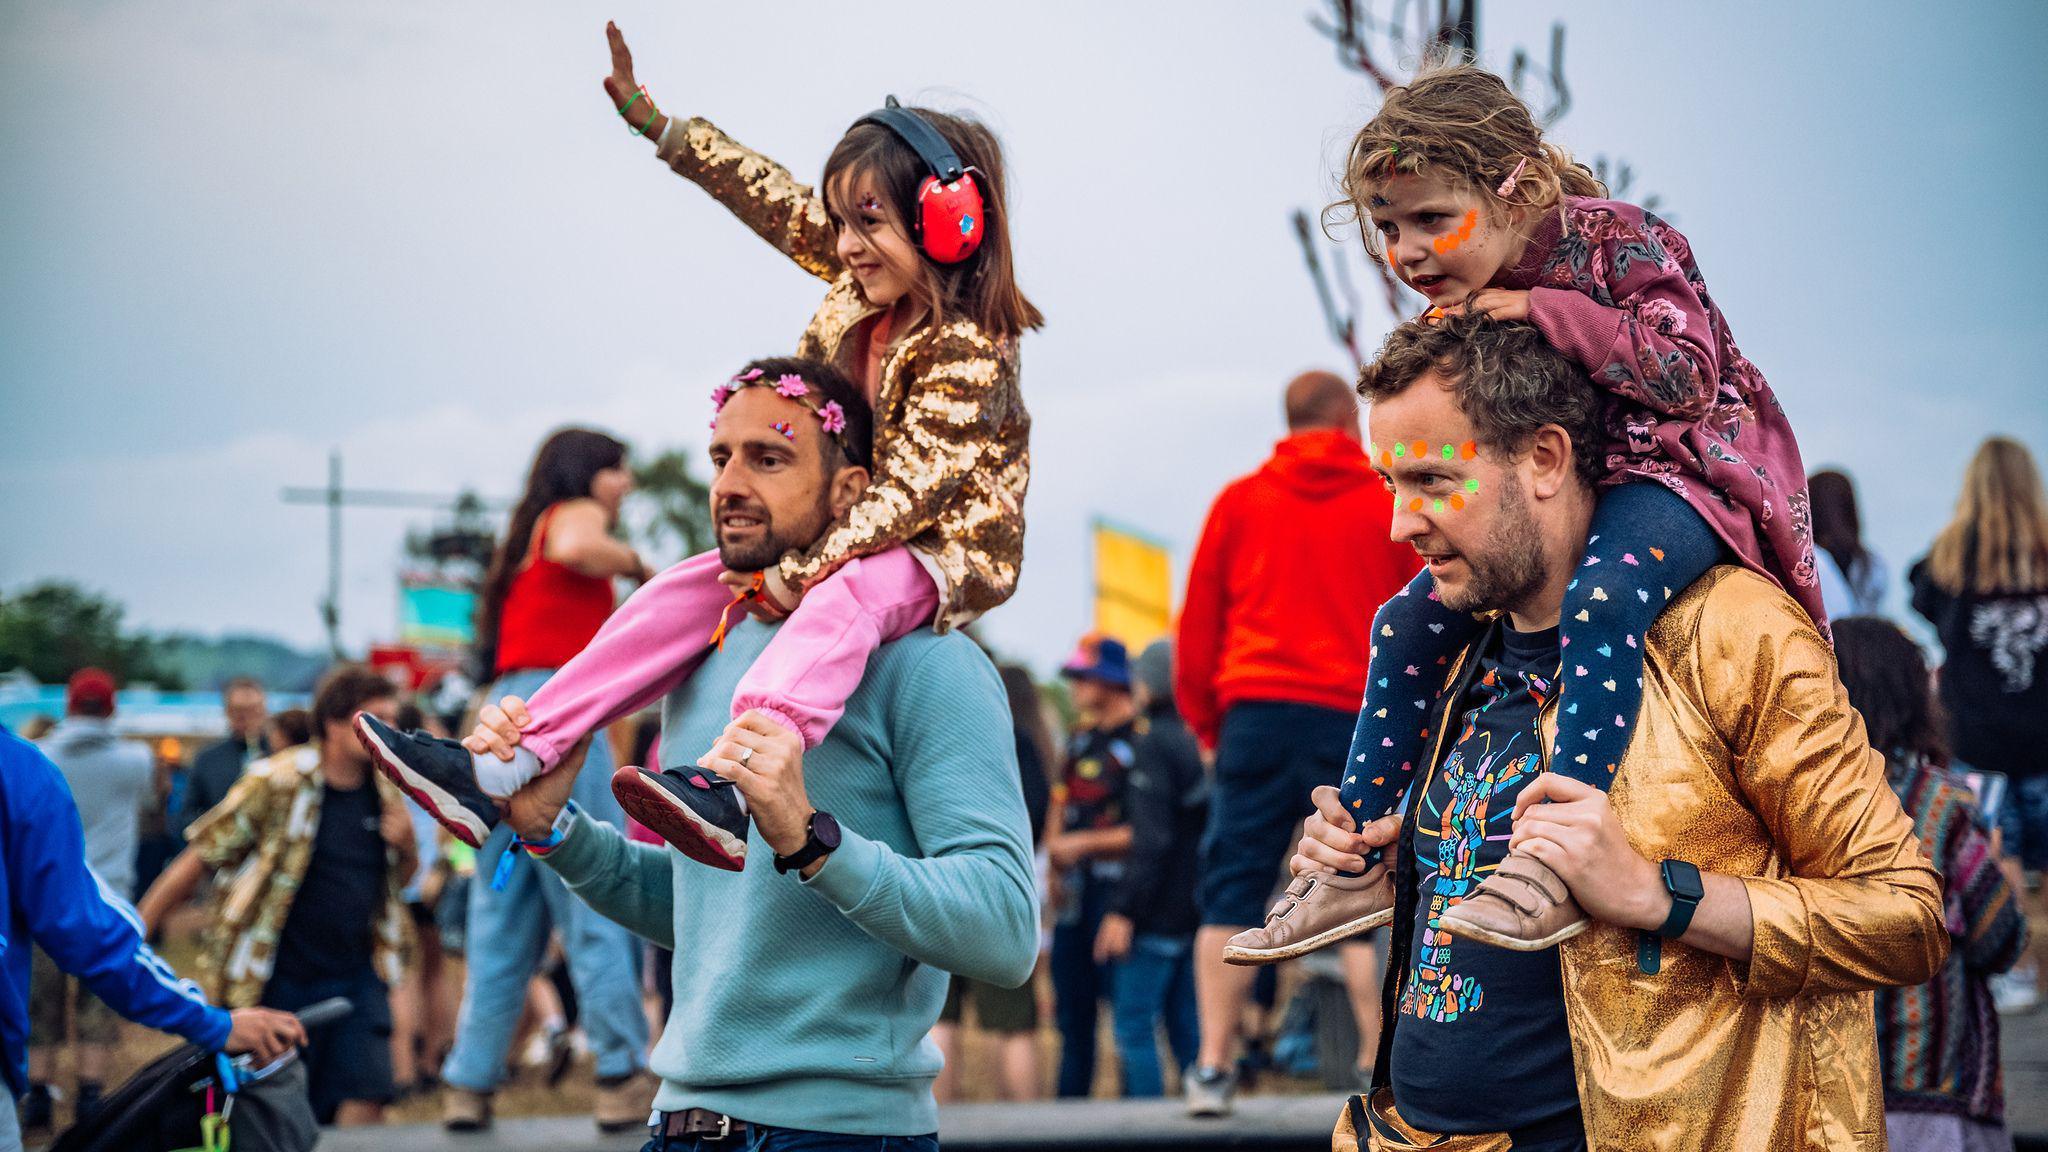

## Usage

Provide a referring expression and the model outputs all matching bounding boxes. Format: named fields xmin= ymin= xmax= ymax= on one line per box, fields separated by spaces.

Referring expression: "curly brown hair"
xmin=1332 ymin=62 xmax=1606 ymax=258
xmin=1357 ymin=311 xmax=1604 ymax=486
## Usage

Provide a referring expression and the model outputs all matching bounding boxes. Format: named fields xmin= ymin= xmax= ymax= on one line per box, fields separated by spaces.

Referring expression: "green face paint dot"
xmin=1464 ymin=478 xmax=1480 ymax=492
xmin=1432 ymin=499 xmax=1445 ymax=513
xmin=1393 ymin=443 xmax=1406 ymax=457
xmin=1442 ymin=444 xmax=1455 ymax=460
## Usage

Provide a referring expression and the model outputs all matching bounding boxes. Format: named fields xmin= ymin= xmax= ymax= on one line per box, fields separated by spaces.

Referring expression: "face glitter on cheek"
xmin=1432 ymin=209 xmax=1479 ymax=255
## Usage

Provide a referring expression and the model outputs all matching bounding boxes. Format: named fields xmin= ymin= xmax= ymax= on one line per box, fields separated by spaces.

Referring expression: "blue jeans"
xmin=443 ymin=668 xmax=650 ymax=1090
xmin=1997 ymin=772 xmax=2048 ymax=871
xmin=1109 ymin=932 xmax=1199 ymax=1098
xmin=1049 ymin=869 xmax=1116 ymax=1097
xmin=641 ymin=1126 xmax=938 ymax=1152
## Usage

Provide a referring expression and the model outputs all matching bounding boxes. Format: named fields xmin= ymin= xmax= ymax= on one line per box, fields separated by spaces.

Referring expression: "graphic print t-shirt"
xmin=1390 ymin=623 xmax=1583 ymax=1145
xmin=1059 ymin=719 xmax=1136 ymax=881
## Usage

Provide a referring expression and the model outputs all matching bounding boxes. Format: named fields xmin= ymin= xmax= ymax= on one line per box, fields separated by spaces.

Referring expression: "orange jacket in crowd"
xmin=1175 ymin=427 xmax=1419 ymax=749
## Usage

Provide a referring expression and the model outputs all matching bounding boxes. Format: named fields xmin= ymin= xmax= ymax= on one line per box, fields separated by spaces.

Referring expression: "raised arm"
xmin=780 ymin=323 xmax=1014 ymax=591
xmin=599 ymin=23 xmax=842 ymax=281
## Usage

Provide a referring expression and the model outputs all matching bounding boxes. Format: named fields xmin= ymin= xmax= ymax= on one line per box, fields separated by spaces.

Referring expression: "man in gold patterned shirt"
xmin=1278 ymin=315 xmax=1946 ymax=1152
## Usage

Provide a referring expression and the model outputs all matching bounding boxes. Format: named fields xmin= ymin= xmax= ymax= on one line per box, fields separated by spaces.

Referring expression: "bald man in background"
xmin=1175 ymin=370 xmax=1420 ymax=1115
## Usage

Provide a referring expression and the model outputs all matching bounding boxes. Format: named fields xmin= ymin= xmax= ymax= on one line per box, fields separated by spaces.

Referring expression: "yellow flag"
xmin=1092 ymin=519 xmax=1172 ymax=650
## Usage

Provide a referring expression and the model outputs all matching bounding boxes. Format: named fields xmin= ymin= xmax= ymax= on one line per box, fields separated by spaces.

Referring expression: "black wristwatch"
xmin=774 ymin=811 xmax=842 ymax=875
xmin=1655 ymin=859 xmax=1705 ymax=939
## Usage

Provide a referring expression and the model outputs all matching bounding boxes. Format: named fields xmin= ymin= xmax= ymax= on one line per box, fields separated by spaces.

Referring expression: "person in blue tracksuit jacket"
xmin=0 ymin=723 xmax=303 ymax=1148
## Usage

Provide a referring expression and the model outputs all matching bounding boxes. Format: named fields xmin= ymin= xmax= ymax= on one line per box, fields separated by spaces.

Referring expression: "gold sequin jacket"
xmin=182 ymin=745 xmax=414 ymax=1008
xmin=1378 ymin=567 xmax=1946 ymax=1151
xmin=655 ymin=117 xmax=1029 ymax=631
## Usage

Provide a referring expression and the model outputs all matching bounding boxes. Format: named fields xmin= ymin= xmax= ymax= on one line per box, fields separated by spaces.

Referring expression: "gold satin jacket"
xmin=1387 ymin=567 xmax=1946 ymax=1151
xmin=654 ymin=117 xmax=1029 ymax=631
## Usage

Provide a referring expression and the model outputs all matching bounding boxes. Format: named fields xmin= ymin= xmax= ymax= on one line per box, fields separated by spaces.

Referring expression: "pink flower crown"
xmin=710 ymin=368 xmax=849 ymax=441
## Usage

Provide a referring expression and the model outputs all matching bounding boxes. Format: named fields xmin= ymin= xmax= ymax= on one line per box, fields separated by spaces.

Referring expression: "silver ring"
xmin=737 ymin=746 xmax=754 ymax=766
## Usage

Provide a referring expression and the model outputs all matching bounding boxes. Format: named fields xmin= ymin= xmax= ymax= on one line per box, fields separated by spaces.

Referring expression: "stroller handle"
xmin=293 ymin=996 xmax=355 ymax=1029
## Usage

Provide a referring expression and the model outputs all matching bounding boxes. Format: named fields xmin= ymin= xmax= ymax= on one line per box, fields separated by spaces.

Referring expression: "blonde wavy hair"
xmin=1332 ymin=61 xmax=1606 ymax=257
xmin=1927 ymin=437 xmax=2048 ymax=595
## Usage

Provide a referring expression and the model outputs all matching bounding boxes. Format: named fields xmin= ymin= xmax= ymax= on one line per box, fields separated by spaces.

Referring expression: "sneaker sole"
xmin=1186 ymin=1095 xmax=1236 ymax=1118
xmin=611 ymin=766 xmax=747 ymax=871
xmin=1434 ymin=913 xmax=1590 ymax=953
xmin=355 ymin=715 xmax=492 ymax=849
xmin=1221 ymin=907 xmax=1394 ymax=966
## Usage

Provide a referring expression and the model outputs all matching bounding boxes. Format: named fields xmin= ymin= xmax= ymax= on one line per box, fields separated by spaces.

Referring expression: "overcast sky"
xmin=5 ymin=0 xmax=2046 ymax=674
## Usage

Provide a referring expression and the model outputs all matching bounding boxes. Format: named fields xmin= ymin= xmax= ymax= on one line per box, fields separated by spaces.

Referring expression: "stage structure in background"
xmin=281 ymin=450 xmax=510 ymax=658
xmin=1092 ymin=519 xmax=1174 ymax=651
xmin=1292 ymin=0 xmax=1660 ymax=368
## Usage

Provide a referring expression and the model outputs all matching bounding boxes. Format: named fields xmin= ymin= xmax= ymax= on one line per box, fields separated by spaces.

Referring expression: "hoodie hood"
xmin=1259 ymin=428 xmax=1376 ymax=501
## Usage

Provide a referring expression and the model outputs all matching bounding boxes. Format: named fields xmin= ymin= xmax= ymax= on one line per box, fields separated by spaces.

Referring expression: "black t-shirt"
xmin=272 ymin=781 xmax=386 ymax=983
xmin=1390 ymin=623 xmax=1583 ymax=1147
xmin=1910 ymin=560 xmax=2048 ymax=777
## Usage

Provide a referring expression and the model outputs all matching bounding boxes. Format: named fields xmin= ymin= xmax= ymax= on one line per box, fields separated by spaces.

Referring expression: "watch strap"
xmin=1656 ymin=859 xmax=1704 ymax=939
xmin=775 ymin=812 xmax=837 ymax=874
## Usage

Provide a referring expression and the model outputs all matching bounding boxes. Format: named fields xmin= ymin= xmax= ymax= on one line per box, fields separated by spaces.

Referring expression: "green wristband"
xmin=618 ymin=88 xmax=645 ymax=119
xmin=631 ymin=102 xmax=660 ymax=138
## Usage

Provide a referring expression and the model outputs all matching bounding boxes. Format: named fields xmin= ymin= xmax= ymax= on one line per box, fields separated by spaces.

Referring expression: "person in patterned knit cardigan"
xmin=1834 ymin=616 xmax=2030 ymax=1152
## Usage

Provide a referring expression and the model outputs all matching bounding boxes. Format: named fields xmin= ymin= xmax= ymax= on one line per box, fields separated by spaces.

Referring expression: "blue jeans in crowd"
xmin=442 ymin=667 xmax=649 ymax=1092
xmin=1049 ymin=868 xmax=1116 ymax=1097
xmin=1997 ymin=772 xmax=2048 ymax=872
xmin=641 ymin=1126 xmax=938 ymax=1152
xmin=1109 ymin=932 xmax=1199 ymax=1098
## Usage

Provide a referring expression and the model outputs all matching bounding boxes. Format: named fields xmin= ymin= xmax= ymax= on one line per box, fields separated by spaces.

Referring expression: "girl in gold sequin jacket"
xmin=362 ymin=24 xmax=1043 ymax=870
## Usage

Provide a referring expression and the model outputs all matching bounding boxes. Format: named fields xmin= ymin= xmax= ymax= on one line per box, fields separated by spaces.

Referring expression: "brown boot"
xmin=1222 ymin=866 xmax=1394 ymax=966
xmin=1436 ymin=848 xmax=1589 ymax=951
xmin=440 ymin=1086 xmax=492 ymax=1132
xmin=594 ymin=1069 xmax=660 ymax=1133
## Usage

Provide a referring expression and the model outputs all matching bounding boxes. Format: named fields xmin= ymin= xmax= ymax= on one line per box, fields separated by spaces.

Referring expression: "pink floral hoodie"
xmin=1503 ymin=196 xmax=1823 ymax=630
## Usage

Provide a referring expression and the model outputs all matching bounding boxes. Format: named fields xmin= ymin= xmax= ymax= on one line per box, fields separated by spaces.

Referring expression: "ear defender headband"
xmin=852 ymin=96 xmax=985 ymax=264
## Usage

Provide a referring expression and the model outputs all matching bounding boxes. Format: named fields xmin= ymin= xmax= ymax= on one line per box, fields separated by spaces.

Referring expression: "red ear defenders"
xmin=852 ymin=97 xmax=985 ymax=264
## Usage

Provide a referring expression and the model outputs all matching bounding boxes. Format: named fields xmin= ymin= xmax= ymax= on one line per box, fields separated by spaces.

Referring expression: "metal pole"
xmin=325 ymin=450 xmax=342 ymax=657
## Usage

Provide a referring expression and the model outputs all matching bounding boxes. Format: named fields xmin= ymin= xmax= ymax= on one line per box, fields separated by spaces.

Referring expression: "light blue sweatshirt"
xmin=538 ymin=618 xmax=1037 ymax=1136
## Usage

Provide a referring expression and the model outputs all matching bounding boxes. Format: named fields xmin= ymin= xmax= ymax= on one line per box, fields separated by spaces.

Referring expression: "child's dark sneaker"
xmin=355 ymin=713 xmax=499 ymax=848
xmin=611 ymin=765 xmax=749 ymax=871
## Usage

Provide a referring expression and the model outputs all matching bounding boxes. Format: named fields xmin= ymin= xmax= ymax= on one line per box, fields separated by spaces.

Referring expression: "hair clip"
xmin=1496 ymin=156 xmax=1528 ymax=197
xmin=858 ymin=194 xmax=883 ymax=213
xmin=771 ymin=421 xmax=797 ymax=441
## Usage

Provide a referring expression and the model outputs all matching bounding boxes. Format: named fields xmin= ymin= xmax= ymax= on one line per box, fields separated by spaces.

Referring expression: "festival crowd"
xmin=5 ymin=28 xmax=2046 ymax=1152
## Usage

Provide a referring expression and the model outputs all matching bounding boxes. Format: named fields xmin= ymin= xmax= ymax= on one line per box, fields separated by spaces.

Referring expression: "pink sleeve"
xmin=1525 ymin=214 xmax=1720 ymax=421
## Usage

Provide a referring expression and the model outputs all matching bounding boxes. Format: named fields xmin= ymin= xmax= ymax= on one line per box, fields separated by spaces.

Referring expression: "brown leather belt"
xmin=657 ymin=1108 xmax=749 ymax=1141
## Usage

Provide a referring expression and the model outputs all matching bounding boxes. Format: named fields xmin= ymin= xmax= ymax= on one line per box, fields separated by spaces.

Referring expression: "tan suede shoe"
xmin=1436 ymin=848 xmax=1590 ymax=951
xmin=1222 ymin=866 xmax=1394 ymax=966
xmin=594 ymin=1069 xmax=660 ymax=1133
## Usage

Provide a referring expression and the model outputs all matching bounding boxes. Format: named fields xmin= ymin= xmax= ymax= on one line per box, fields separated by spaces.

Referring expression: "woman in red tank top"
xmin=476 ymin=429 xmax=650 ymax=679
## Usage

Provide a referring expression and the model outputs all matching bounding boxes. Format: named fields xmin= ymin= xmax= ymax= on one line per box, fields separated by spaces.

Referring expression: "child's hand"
xmin=602 ymin=22 xmax=642 ymax=111
xmin=463 ymin=695 xmax=532 ymax=762
xmin=1451 ymin=288 xmax=1531 ymax=322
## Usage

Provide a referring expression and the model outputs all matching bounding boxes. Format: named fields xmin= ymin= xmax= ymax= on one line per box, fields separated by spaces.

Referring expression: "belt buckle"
xmin=714 ymin=1113 xmax=733 ymax=1140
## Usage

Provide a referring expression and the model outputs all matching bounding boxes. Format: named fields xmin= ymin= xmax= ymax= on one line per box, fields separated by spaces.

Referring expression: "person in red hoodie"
xmin=1176 ymin=370 xmax=1419 ymax=1116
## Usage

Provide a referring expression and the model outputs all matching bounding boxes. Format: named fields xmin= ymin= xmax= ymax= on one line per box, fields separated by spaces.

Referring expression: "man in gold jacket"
xmin=1305 ymin=314 xmax=1946 ymax=1152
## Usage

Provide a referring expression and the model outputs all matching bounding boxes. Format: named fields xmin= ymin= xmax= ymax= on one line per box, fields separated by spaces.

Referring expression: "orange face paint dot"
xmin=1381 ymin=450 xmax=1393 ymax=467
xmin=1449 ymin=493 xmax=1465 ymax=510
xmin=1408 ymin=498 xmax=1425 ymax=512
xmin=1459 ymin=440 xmax=1478 ymax=459
xmin=1410 ymin=440 xmax=1427 ymax=457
